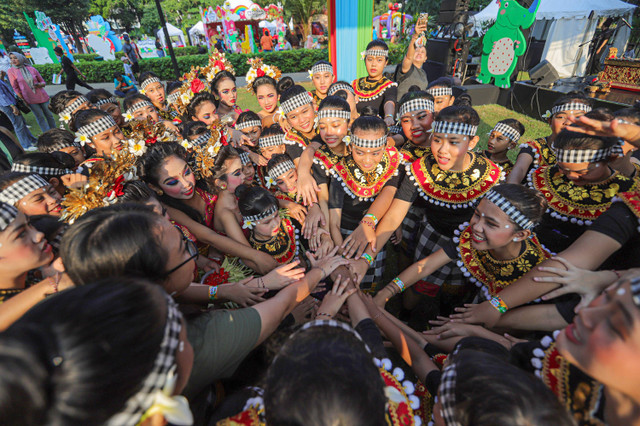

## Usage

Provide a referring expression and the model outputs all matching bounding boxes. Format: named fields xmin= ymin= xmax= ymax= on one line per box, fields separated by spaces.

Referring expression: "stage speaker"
xmin=529 ymin=60 xmax=560 ymax=86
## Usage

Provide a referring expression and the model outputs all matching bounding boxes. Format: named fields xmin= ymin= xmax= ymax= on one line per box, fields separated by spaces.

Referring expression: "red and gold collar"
xmin=284 ymin=128 xmax=314 ymax=149
xmin=334 ymin=147 xmax=400 ymax=201
xmin=400 ymin=141 xmax=430 ymax=164
xmin=313 ymin=144 xmax=345 ymax=177
xmin=520 ymin=137 xmax=556 ymax=167
xmin=352 ymin=77 xmax=397 ymax=100
xmin=249 ymin=216 xmax=298 ymax=264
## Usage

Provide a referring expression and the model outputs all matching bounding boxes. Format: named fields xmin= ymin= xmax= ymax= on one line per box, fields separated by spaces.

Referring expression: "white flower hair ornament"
xmin=60 ymin=112 xmax=72 ymax=124
xmin=242 ymin=219 xmax=256 ymax=229
xmin=541 ymin=110 xmax=552 ymax=119
xmin=308 ymin=69 xmax=314 ymax=80
xmin=124 ymin=111 xmax=135 ymax=122
xmin=128 ymin=140 xmax=147 ymax=157
xmin=74 ymin=133 xmax=90 ymax=146
xmin=137 ymin=366 xmax=193 ymax=426
xmin=265 ymin=175 xmax=276 ymax=189
xmin=181 ymin=139 xmax=193 ymax=149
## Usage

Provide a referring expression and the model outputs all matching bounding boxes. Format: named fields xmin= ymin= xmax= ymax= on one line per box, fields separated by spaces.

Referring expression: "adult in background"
xmin=113 ymin=72 xmax=137 ymax=98
xmin=7 ymin=52 xmax=56 ymax=133
xmin=0 ymin=79 xmax=36 ymax=149
xmin=122 ymin=34 xmax=140 ymax=79
xmin=261 ymin=29 xmax=274 ymax=52
xmin=54 ymin=47 xmax=93 ymax=91
xmin=155 ymin=38 xmax=165 ymax=57
xmin=394 ymin=20 xmax=428 ymax=102
xmin=0 ymin=52 xmax=10 ymax=83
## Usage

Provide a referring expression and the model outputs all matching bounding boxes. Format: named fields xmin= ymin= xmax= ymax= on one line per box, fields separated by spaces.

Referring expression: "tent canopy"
xmin=156 ymin=23 xmax=186 ymax=48
xmin=189 ymin=21 xmax=204 ymax=36
xmin=471 ymin=0 xmax=636 ymax=78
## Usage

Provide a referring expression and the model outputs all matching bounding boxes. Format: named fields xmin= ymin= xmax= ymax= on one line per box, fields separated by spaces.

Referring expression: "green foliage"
xmin=34 ymin=49 xmax=329 ymax=82
xmin=282 ymin=0 xmax=325 ymax=37
xmin=90 ymin=0 xmax=142 ymax=31
xmin=140 ymin=2 xmax=162 ymax=36
xmin=0 ymin=1 xmax=31 ymax=46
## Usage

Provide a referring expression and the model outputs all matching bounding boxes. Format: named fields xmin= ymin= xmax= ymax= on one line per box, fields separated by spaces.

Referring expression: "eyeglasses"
xmin=163 ymin=234 xmax=198 ymax=277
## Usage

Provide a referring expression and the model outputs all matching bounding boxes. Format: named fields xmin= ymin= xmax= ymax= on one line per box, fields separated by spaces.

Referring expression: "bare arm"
xmin=296 ymin=141 xmax=321 ymax=205
xmin=329 ymin=208 xmax=344 ymax=247
xmin=506 ymin=152 xmax=533 ymax=184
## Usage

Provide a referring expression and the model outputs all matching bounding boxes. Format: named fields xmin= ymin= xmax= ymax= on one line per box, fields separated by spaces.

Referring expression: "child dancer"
xmin=481 ymin=118 xmax=524 ymax=180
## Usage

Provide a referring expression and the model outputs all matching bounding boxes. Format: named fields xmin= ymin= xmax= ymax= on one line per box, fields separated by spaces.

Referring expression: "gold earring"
xmin=220 ymin=182 xmax=227 ymax=190
xmin=156 ymin=189 xmax=163 ymax=196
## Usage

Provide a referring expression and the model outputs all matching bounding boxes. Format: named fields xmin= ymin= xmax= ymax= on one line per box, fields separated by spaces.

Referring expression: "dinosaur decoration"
xmin=476 ymin=0 xmax=540 ymax=88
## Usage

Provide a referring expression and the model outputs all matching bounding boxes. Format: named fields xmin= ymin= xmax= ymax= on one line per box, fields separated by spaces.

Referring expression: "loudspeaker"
xmin=529 ymin=60 xmax=560 ymax=86
xmin=440 ymin=0 xmax=469 ymax=11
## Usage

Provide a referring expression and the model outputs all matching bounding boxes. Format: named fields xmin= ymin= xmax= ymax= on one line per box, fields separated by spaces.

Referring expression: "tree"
xmin=0 ymin=0 xmax=32 ymax=48
xmin=90 ymin=0 xmax=143 ymax=32
xmin=283 ymin=0 xmax=325 ymax=39
xmin=24 ymin=0 xmax=92 ymax=53
xmin=140 ymin=1 xmax=161 ymax=36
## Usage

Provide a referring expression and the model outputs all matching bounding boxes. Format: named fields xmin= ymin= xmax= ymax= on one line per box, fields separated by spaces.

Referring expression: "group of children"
xmin=0 ymin=35 xmax=640 ymax=426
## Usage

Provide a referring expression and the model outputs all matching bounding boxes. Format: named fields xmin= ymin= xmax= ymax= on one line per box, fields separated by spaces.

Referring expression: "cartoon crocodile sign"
xmin=477 ymin=0 xmax=540 ymax=88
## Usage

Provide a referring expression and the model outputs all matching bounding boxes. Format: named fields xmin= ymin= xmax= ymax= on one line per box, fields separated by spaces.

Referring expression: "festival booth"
xmin=471 ymin=0 xmax=635 ymax=78
xmin=156 ymin=23 xmax=186 ymax=49
xmin=200 ymin=1 xmax=264 ymax=53
xmin=188 ymin=21 xmax=206 ymax=46
xmin=373 ymin=6 xmax=412 ymax=40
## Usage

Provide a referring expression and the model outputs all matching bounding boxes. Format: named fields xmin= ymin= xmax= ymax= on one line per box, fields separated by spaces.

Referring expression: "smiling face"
xmin=487 ymin=130 xmax=514 ymax=154
xmin=413 ymin=46 xmax=427 ymax=67
xmin=253 ymin=208 xmax=281 ymax=240
xmin=431 ymin=131 xmax=478 ymax=171
xmin=275 ymin=168 xmax=298 ymax=194
xmin=89 ymin=125 xmax=124 ymax=156
xmin=365 ymin=49 xmax=387 ymax=79
xmin=216 ymin=77 xmax=237 ymax=107
xmin=99 ymin=101 xmax=124 ymax=127
xmin=556 ymin=161 xmax=610 ymax=186
xmin=351 ymin=129 xmax=388 ymax=172
xmin=192 ymin=101 xmax=218 ymax=126
xmin=144 ymin=81 xmax=166 ymax=107
xmin=550 ymin=109 xmax=588 ymax=136
xmin=286 ymin=103 xmax=315 ymax=134
xmin=133 ymin=104 xmax=160 ymax=123
xmin=256 ymin=84 xmax=278 ymax=114
xmin=400 ymin=109 xmax=433 ymax=145
xmin=318 ymin=115 xmax=349 ymax=149
xmin=556 ymin=278 xmax=640 ymax=400
xmin=468 ymin=199 xmax=526 ymax=251
xmin=224 ymin=157 xmax=246 ymax=192
xmin=156 ymin=155 xmax=197 ymax=200
xmin=0 ymin=211 xmax=54 ymax=279
xmin=18 ymin=184 xmax=63 ymax=217
xmin=312 ymin=71 xmax=334 ymax=96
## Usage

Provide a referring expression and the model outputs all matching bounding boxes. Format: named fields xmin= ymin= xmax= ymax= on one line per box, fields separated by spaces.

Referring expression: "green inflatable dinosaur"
xmin=476 ymin=0 xmax=540 ymax=88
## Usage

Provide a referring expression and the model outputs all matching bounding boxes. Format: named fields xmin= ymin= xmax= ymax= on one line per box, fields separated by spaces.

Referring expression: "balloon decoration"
xmin=85 ymin=15 xmax=123 ymax=56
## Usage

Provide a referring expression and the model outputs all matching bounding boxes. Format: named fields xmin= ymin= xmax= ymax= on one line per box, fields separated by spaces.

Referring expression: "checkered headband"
xmin=432 ymin=121 xmax=477 ymax=137
xmin=11 ymin=163 xmax=74 ymax=177
xmin=0 ymin=174 xmax=49 ymax=204
xmin=268 ymin=158 xmax=295 ymax=180
xmin=553 ymin=141 xmax=624 ymax=164
xmin=281 ymin=320 xmax=371 ymax=357
xmin=318 ymin=108 xmax=351 ymax=121
xmin=239 ymin=151 xmax=251 ymax=165
xmin=141 ymin=76 xmax=162 ymax=91
xmin=361 ymin=49 xmax=389 ymax=58
xmin=398 ymin=98 xmax=435 ymax=120
xmin=280 ymin=92 xmax=314 ymax=115
xmin=106 ymin=294 xmax=182 ymax=425
xmin=439 ymin=363 xmax=461 ymax=426
xmin=427 ymin=87 xmax=452 ymax=97
xmin=59 ymin=96 xmax=89 ymax=120
xmin=167 ymin=92 xmax=180 ymax=105
xmin=551 ymin=102 xmax=592 ymax=116
xmin=76 ymin=116 xmax=118 ymax=139
xmin=631 ymin=276 xmax=640 ymax=308
xmin=43 ymin=138 xmax=82 ymax=152
xmin=328 ymin=83 xmax=355 ymax=96
xmin=485 ymin=190 xmax=536 ymax=230
xmin=126 ymin=100 xmax=154 ymax=116
xmin=192 ymin=131 xmax=211 ymax=148
xmin=491 ymin=122 xmax=521 ymax=143
xmin=350 ymin=133 xmax=387 ymax=149
xmin=94 ymin=97 xmax=118 ymax=108
xmin=259 ymin=134 xmax=285 ymax=149
xmin=310 ymin=63 xmax=333 ymax=76
xmin=0 ymin=202 xmax=18 ymax=232
xmin=236 ymin=120 xmax=262 ymax=131
xmin=242 ymin=204 xmax=278 ymax=224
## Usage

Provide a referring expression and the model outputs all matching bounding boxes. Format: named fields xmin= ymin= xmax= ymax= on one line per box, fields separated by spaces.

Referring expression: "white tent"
xmin=471 ymin=0 xmax=636 ymax=77
xmin=156 ymin=23 xmax=186 ymax=48
xmin=189 ymin=21 xmax=205 ymax=37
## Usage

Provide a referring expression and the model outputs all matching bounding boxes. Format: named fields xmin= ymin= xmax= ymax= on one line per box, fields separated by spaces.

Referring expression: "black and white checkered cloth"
xmin=439 ymin=363 xmax=461 ymax=426
xmin=259 ymin=134 xmax=285 ymax=149
xmin=361 ymin=49 xmax=388 ymax=58
xmin=268 ymin=158 xmax=295 ymax=180
xmin=350 ymin=134 xmax=387 ymax=149
xmin=107 ymin=294 xmax=182 ymax=425
xmin=42 ymin=139 xmax=82 ymax=152
xmin=76 ymin=116 xmax=118 ymax=139
xmin=397 ymin=98 xmax=435 ymax=120
xmin=318 ymin=109 xmax=351 ymax=121
xmin=243 ymin=204 xmax=278 ymax=225
xmin=126 ymin=100 xmax=154 ymax=116
xmin=0 ymin=174 xmax=49 ymax=204
xmin=340 ymin=226 xmax=385 ymax=292
xmin=401 ymin=205 xmax=426 ymax=256
xmin=551 ymin=102 xmax=592 ymax=116
xmin=484 ymin=190 xmax=535 ymax=230
xmin=140 ymin=76 xmax=161 ymax=91
xmin=492 ymin=122 xmax=521 ymax=143
xmin=192 ymin=131 xmax=211 ymax=148
xmin=167 ymin=92 xmax=180 ymax=105
xmin=296 ymin=319 xmax=371 ymax=352
xmin=432 ymin=120 xmax=477 ymax=137
xmin=310 ymin=63 xmax=333 ymax=76
xmin=553 ymin=141 xmax=624 ymax=164
xmin=11 ymin=163 xmax=74 ymax=177
xmin=328 ymin=83 xmax=355 ymax=96
xmin=414 ymin=221 xmax=465 ymax=287
xmin=0 ymin=202 xmax=18 ymax=231
xmin=280 ymin=92 xmax=313 ymax=115
xmin=236 ymin=120 xmax=262 ymax=131
xmin=427 ymin=87 xmax=452 ymax=97
xmin=59 ymin=96 xmax=89 ymax=122
xmin=94 ymin=97 xmax=118 ymax=108
xmin=239 ymin=151 xmax=251 ymax=165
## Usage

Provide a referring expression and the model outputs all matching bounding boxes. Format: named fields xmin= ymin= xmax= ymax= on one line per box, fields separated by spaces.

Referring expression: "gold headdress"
xmin=202 ymin=49 xmax=235 ymax=82
xmin=183 ymin=120 xmax=226 ymax=180
xmin=123 ymin=118 xmax=181 ymax=157
xmin=167 ymin=66 xmax=211 ymax=118
xmin=245 ymin=57 xmax=281 ymax=93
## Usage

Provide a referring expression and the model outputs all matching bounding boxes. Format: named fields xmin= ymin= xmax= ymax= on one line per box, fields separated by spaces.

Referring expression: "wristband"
xmin=360 ymin=217 xmax=376 ymax=229
xmin=611 ymin=270 xmax=621 ymax=280
xmin=208 ymin=285 xmax=219 ymax=302
xmin=392 ymin=277 xmax=405 ymax=293
xmin=361 ymin=253 xmax=374 ymax=266
xmin=364 ymin=213 xmax=379 ymax=226
xmin=316 ymin=312 xmax=332 ymax=319
xmin=489 ymin=296 xmax=508 ymax=314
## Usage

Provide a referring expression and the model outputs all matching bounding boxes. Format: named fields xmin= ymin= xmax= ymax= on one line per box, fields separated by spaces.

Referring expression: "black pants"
xmin=65 ymin=73 xmax=93 ymax=91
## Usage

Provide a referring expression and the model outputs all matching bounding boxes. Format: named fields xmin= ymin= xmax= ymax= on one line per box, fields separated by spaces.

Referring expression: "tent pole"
xmin=572 ymin=11 xmax=595 ymax=78
xmin=155 ymin=0 xmax=181 ymax=80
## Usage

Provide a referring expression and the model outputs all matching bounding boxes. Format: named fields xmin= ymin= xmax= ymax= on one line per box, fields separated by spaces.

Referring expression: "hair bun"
xmin=359 ymin=106 xmax=378 ymax=117
xmin=277 ymin=76 xmax=294 ymax=95
xmin=234 ymin=183 xmax=250 ymax=199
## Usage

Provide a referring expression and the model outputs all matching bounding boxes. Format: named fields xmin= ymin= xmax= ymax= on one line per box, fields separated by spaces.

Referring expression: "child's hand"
xmin=262 ymin=260 xmax=306 ymax=289
xmin=296 ymin=171 xmax=320 ymax=206
xmin=302 ymin=203 xmax=326 ymax=240
xmin=315 ymin=275 xmax=356 ymax=319
xmin=341 ymin=223 xmax=375 ymax=259
xmin=287 ymin=202 xmax=307 ymax=225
